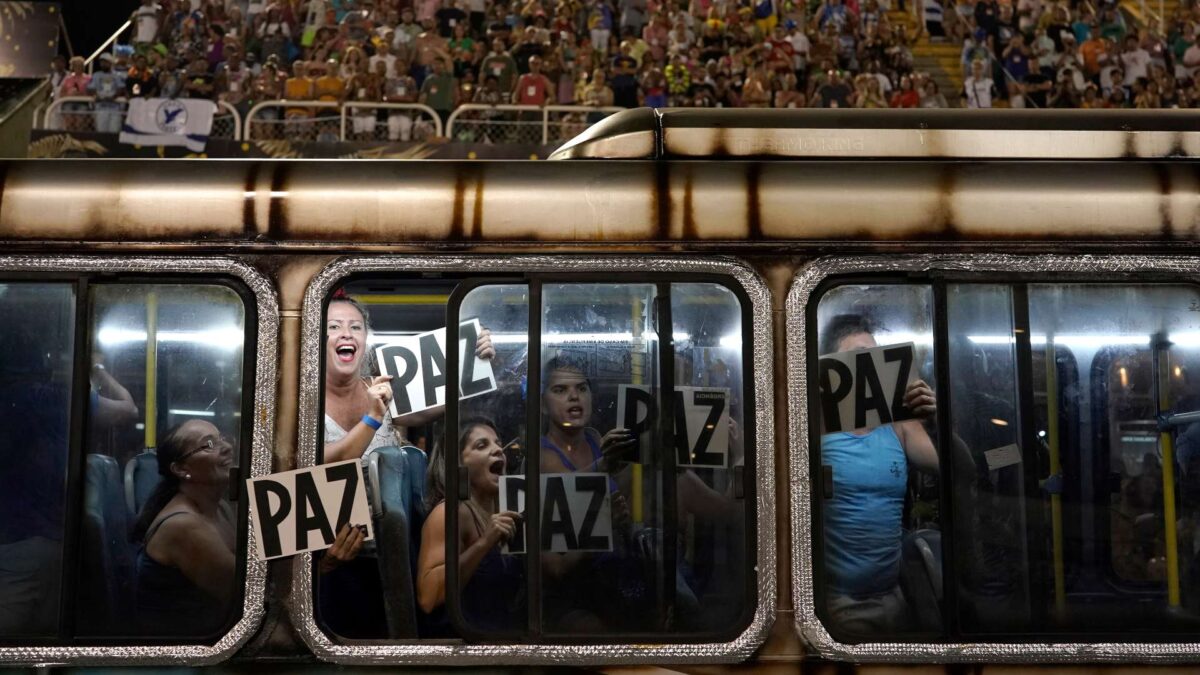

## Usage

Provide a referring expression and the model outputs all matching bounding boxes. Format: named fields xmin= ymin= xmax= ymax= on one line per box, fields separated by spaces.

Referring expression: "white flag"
xmin=119 ymin=98 xmax=217 ymax=152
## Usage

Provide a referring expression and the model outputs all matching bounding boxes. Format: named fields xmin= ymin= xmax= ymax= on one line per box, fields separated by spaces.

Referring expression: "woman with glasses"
xmin=132 ymin=419 xmax=237 ymax=636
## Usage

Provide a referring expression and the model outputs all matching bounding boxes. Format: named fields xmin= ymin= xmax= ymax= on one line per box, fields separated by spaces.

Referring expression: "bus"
xmin=2 ymin=109 xmax=1200 ymax=669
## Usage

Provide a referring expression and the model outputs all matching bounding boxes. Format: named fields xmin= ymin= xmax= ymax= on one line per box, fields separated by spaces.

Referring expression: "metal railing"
xmin=39 ymin=96 xmax=243 ymax=141
xmin=242 ymin=100 xmax=342 ymax=142
xmin=447 ymin=104 xmax=624 ymax=144
xmin=243 ymin=100 xmax=444 ymax=142
xmin=341 ymin=102 xmax=443 ymax=142
xmin=38 ymin=96 xmax=621 ymax=146
xmin=86 ymin=20 xmax=133 ymax=74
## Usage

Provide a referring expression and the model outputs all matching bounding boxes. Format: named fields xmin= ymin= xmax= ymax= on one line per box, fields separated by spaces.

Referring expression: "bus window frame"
xmin=0 ymin=255 xmax=276 ymax=667
xmin=293 ymin=255 xmax=776 ymax=665
xmin=789 ymin=253 xmax=1200 ymax=664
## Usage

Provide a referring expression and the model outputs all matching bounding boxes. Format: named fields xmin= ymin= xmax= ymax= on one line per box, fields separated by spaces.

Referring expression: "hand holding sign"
xmin=615 ymin=385 xmax=731 ymax=468
xmin=366 ymin=375 xmax=393 ymax=419
xmin=318 ymin=522 xmax=367 ymax=574
xmin=499 ymin=474 xmax=612 ymax=554
xmin=375 ymin=318 xmax=498 ymax=417
xmin=598 ymin=427 xmax=637 ymax=471
xmin=474 ymin=327 xmax=496 ymax=361
xmin=903 ymin=379 xmax=936 ymax=418
xmin=485 ymin=510 xmax=523 ymax=547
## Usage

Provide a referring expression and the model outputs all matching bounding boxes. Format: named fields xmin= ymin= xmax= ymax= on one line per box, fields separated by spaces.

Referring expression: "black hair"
xmin=541 ymin=355 xmax=589 ymax=391
xmin=425 ymin=416 xmax=500 ymax=509
xmin=131 ymin=422 xmax=194 ymax=542
xmin=819 ymin=313 xmax=876 ymax=356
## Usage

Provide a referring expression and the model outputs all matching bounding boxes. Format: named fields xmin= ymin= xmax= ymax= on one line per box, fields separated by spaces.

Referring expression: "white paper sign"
xmin=498 ymin=473 xmax=612 ymax=554
xmin=375 ymin=318 xmax=497 ymax=416
xmin=984 ymin=443 xmax=1022 ymax=471
xmin=616 ymin=385 xmax=730 ymax=467
xmin=247 ymin=459 xmax=373 ymax=561
xmin=817 ymin=342 xmax=917 ymax=433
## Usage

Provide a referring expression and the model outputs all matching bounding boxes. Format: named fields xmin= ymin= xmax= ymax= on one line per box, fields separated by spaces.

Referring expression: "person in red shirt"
xmin=514 ymin=54 xmax=554 ymax=105
xmin=889 ymin=74 xmax=920 ymax=107
xmin=764 ymin=25 xmax=795 ymax=73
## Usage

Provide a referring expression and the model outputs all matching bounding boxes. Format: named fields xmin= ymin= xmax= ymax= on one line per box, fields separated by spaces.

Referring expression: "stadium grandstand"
xmin=29 ymin=0 xmax=1200 ymax=148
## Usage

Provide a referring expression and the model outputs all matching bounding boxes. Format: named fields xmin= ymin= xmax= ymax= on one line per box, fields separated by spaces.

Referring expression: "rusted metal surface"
xmin=551 ymin=108 xmax=1200 ymax=160
xmin=2 ymin=159 xmax=1199 ymax=245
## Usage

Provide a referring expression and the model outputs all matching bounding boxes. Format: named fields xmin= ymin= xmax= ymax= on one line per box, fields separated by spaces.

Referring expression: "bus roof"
xmin=0 ymin=158 xmax=1194 ymax=245
xmin=549 ymin=109 xmax=1200 ymax=161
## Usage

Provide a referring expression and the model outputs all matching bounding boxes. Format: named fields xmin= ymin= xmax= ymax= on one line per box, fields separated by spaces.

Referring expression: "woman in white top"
xmin=322 ymin=292 xmax=495 ymax=464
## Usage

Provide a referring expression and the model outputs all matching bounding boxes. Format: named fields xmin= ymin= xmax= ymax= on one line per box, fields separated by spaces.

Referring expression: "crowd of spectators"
xmin=959 ymin=0 xmax=1200 ymax=107
xmin=45 ymin=0 xmax=1200 ymax=141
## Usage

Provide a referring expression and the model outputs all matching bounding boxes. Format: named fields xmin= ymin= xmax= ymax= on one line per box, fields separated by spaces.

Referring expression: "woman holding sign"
xmin=416 ymin=418 xmax=524 ymax=632
xmin=818 ymin=314 xmax=938 ymax=636
xmin=323 ymin=293 xmax=495 ymax=463
xmin=323 ymin=294 xmax=401 ymax=463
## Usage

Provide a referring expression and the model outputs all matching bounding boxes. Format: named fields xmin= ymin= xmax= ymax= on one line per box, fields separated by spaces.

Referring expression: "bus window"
xmin=944 ymin=284 xmax=1032 ymax=634
xmin=0 ymin=264 xmax=265 ymax=662
xmin=812 ymin=283 xmax=942 ymax=643
xmin=317 ymin=277 xmax=514 ymax=641
xmin=670 ymin=283 xmax=749 ymax=633
xmin=803 ymin=269 xmax=1200 ymax=652
xmin=1027 ymin=283 xmax=1200 ymax=634
xmin=444 ymin=283 xmax=529 ymax=638
xmin=79 ymin=284 xmax=248 ymax=639
xmin=537 ymin=282 xmax=664 ymax=637
xmin=442 ymin=278 xmax=756 ymax=642
xmin=304 ymin=258 xmax=769 ymax=661
xmin=0 ymin=283 xmax=75 ymax=639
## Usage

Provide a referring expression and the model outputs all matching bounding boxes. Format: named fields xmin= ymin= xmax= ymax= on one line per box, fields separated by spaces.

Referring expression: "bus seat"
xmin=901 ymin=529 xmax=943 ymax=632
xmin=402 ymin=446 xmax=429 ymax=567
xmin=77 ymin=453 xmax=136 ymax=634
xmin=366 ymin=445 xmax=426 ymax=638
xmin=123 ymin=450 xmax=160 ymax=519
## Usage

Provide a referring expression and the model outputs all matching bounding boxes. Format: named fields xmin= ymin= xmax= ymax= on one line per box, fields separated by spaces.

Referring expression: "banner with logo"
xmin=119 ymin=98 xmax=217 ymax=152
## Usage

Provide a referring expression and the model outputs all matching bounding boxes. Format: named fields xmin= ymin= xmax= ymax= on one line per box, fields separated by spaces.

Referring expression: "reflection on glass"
xmin=439 ymin=284 xmax=529 ymax=636
xmin=539 ymin=283 xmax=661 ymax=635
xmin=1028 ymin=284 xmax=1200 ymax=633
xmin=815 ymin=284 xmax=941 ymax=641
xmin=814 ymin=280 xmax=1200 ymax=641
xmin=0 ymin=283 xmax=74 ymax=638
xmin=82 ymin=284 xmax=245 ymax=639
xmin=946 ymin=284 xmax=1031 ymax=634
xmin=670 ymin=283 xmax=749 ymax=634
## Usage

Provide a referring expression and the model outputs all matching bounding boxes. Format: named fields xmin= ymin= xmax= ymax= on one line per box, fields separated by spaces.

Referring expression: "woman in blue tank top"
xmin=818 ymin=315 xmax=940 ymax=635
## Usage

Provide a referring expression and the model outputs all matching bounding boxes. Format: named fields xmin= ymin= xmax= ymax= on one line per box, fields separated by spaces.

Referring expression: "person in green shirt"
xmin=481 ymin=38 xmax=519 ymax=98
xmin=447 ymin=22 xmax=478 ymax=77
xmin=420 ymin=57 xmax=459 ymax=124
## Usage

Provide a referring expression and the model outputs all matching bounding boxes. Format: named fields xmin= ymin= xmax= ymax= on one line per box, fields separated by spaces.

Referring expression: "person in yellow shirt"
xmin=284 ymin=60 xmax=315 ymax=120
xmin=314 ymin=58 xmax=347 ymax=102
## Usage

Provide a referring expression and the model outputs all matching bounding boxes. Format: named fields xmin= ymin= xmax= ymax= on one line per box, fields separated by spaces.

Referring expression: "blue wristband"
xmin=361 ymin=415 xmax=383 ymax=430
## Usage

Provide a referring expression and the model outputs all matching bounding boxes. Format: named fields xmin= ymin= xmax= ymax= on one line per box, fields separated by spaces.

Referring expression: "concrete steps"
xmin=889 ymin=10 xmax=964 ymax=106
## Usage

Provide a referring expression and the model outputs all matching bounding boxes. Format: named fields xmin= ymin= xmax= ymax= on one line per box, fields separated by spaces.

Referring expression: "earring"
xmin=185 ymin=473 xmax=192 ymax=480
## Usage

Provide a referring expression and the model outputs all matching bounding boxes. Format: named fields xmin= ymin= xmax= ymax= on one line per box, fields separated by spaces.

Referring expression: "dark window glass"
xmin=812 ymin=279 xmax=1200 ymax=642
xmin=81 ymin=284 xmax=247 ymax=639
xmin=0 ymin=283 xmax=75 ymax=638
xmin=448 ymin=280 xmax=754 ymax=642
